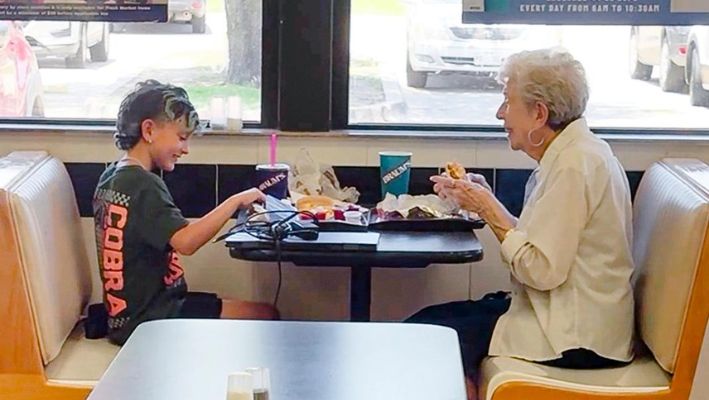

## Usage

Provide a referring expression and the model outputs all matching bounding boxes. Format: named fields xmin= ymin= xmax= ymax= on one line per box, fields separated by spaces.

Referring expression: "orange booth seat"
xmin=0 ymin=152 xmax=119 ymax=400
xmin=480 ymin=158 xmax=709 ymax=400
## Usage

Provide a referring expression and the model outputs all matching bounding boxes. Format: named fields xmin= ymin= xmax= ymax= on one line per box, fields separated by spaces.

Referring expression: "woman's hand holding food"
xmin=444 ymin=161 xmax=492 ymax=191
xmin=430 ymin=175 xmax=490 ymax=215
xmin=433 ymin=161 xmax=518 ymax=242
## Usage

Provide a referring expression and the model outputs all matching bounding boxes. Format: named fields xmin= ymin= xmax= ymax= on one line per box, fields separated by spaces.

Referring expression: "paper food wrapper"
xmin=376 ymin=193 xmax=478 ymax=220
xmin=288 ymin=148 xmax=360 ymax=203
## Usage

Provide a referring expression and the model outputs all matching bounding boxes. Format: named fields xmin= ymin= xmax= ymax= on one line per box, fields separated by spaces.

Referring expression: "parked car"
xmin=628 ymin=26 xmax=690 ymax=93
xmin=405 ymin=0 xmax=559 ymax=88
xmin=22 ymin=21 xmax=109 ymax=68
xmin=686 ymin=25 xmax=709 ymax=107
xmin=169 ymin=0 xmax=206 ymax=34
xmin=0 ymin=21 xmax=44 ymax=117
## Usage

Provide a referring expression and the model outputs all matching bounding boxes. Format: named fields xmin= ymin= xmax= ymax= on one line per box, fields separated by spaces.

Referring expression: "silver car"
xmin=628 ymin=26 xmax=690 ymax=93
xmin=22 ymin=21 xmax=109 ymax=68
xmin=405 ymin=0 xmax=559 ymax=88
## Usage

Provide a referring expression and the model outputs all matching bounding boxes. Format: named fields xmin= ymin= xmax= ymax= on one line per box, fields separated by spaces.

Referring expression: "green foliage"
xmin=351 ymin=0 xmax=405 ymax=16
xmin=207 ymin=0 xmax=225 ymax=13
xmin=183 ymin=84 xmax=261 ymax=110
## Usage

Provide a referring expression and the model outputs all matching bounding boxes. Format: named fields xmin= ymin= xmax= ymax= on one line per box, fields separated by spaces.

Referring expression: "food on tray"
xmin=406 ymin=206 xmax=441 ymax=219
xmin=445 ymin=161 xmax=466 ymax=180
xmin=295 ymin=194 xmax=367 ymax=223
xmin=295 ymin=195 xmax=335 ymax=212
xmin=374 ymin=193 xmax=478 ymax=221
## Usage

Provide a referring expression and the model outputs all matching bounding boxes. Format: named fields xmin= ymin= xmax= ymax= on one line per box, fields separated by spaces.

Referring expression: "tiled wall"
xmin=66 ymin=162 xmax=645 ymax=219
xmin=9 ymin=130 xmax=701 ymax=321
xmin=68 ymin=161 xmax=645 ymax=320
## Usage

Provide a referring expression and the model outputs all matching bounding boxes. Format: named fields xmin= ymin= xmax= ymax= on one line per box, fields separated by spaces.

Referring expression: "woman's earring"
xmin=528 ymin=128 xmax=544 ymax=147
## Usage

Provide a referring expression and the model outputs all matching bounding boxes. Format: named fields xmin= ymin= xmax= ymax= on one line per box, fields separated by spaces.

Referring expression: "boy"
xmin=93 ymin=80 xmax=278 ymax=345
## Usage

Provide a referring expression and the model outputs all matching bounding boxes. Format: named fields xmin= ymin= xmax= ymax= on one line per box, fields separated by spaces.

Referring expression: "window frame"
xmin=1 ymin=0 xmax=709 ymax=139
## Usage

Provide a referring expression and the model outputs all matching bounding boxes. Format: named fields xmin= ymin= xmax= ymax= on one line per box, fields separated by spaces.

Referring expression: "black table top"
xmin=87 ymin=320 xmax=467 ymax=400
xmin=227 ymin=231 xmax=483 ymax=268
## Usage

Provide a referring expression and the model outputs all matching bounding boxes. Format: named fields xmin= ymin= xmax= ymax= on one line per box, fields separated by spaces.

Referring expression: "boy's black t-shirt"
xmin=93 ymin=163 xmax=189 ymax=344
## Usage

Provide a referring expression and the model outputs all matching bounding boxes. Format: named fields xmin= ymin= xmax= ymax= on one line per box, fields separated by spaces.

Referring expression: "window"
xmin=1 ymin=0 xmax=263 ymax=124
xmin=348 ymin=0 xmax=709 ymax=130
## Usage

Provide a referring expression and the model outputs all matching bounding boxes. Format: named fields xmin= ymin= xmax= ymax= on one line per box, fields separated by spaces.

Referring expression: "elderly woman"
xmin=407 ymin=48 xmax=635 ymax=400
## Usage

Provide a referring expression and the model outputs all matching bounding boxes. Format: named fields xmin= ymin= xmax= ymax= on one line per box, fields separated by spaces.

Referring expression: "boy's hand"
xmin=233 ymin=188 xmax=266 ymax=208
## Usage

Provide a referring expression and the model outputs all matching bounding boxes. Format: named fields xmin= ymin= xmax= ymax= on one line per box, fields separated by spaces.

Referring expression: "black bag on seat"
xmin=84 ymin=303 xmax=108 ymax=339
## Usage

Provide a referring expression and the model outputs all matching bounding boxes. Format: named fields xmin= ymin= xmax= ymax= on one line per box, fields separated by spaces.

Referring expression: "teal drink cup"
xmin=379 ymin=151 xmax=412 ymax=198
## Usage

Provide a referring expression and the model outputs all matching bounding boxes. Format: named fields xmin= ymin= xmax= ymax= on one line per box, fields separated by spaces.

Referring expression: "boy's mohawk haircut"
xmin=114 ymin=79 xmax=200 ymax=150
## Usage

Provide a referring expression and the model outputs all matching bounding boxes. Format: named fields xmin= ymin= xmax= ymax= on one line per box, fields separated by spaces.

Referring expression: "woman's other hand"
xmin=431 ymin=174 xmax=517 ymax=241
xmin=430 ymin=175 xmax=490 ymax=214
xmin=466 ymin=172 xmax=492 ymax=192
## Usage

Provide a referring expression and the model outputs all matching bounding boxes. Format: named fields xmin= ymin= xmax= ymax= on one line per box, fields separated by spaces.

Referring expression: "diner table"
xmin=86 ymin=319 xmax=467 ymax=400
xmin=226 ymin=229 xmax=483 ymax=321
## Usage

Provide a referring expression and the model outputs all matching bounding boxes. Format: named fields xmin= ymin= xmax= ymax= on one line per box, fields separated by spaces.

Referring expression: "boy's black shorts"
xmin=178 ymin=292 xmax=223 ymax=319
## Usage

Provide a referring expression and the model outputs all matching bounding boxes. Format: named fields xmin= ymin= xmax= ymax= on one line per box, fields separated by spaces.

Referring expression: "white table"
xmin=88 ymin=319 xmax=467 ymax=400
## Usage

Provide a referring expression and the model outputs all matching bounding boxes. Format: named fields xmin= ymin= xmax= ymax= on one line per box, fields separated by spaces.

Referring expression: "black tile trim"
xmin=65 ymin=162 xmax=105 ymax=217
xmin=218 ymin=164 xmax=258 ymax=204
xmin=163 ymin=164 xmax=217 ymax=218
xmin=66 ymin=163 xmax=647 ymax=220
xmin=495 ymin=168 xmax=533 ymax=218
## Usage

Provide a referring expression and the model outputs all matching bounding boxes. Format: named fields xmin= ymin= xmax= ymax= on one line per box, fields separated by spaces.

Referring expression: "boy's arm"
xmin=169 ymin=188 xmax=265 ymax=255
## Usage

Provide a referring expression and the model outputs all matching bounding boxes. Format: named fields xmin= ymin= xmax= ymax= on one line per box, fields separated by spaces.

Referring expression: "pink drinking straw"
xmin=269 ymin=132 xmax=277 ymax=166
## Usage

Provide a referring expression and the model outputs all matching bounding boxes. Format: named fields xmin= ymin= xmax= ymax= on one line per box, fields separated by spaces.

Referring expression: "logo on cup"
xmin=254 ymin=163 xmax=290 ymax=199
xmin=258 ymin=172 xmax=287 ymax=191
xmin=381 ymin=161 xmax=411 ymax=184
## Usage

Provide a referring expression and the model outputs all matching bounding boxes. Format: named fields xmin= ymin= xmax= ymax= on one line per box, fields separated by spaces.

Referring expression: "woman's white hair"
xmin=497 ymin=48 xmax=589 ymax=130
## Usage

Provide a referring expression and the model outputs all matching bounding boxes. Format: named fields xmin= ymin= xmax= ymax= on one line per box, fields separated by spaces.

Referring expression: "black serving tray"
xmin=368 ymin=214 xmax=486 ymax=231
xmin=316 ymin=220 xmax=370 ymax=232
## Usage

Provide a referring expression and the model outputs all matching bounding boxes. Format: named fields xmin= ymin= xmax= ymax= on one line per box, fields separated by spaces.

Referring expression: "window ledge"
xmin=1 ymin=124 xmax=709 ymax=144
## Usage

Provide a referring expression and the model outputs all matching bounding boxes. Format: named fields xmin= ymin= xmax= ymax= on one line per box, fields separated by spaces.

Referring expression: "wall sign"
xmin=0 ymin=0 xmax=167 ymax=22
xmin=463 ymin=0 xmax=709 ymax=25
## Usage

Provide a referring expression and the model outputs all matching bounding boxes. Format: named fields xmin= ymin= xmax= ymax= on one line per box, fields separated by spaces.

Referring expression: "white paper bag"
xmin=288 ymin=148 xmax=360 ymax=203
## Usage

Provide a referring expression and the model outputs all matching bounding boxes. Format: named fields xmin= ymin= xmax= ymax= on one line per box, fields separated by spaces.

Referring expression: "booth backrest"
xmin=1 ymin=151 xmax=92 ymax=365
xmin=480 ymin=158 xmax=709 ymax=400
xmin=633 ymin=158 xmax=709 ymax=374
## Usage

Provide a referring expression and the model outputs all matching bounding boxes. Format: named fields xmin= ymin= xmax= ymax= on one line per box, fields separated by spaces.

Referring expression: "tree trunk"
xmin=225 ymin=0 xmax=262 ymax=85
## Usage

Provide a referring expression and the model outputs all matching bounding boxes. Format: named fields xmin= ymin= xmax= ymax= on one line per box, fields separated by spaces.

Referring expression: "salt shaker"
xmin=226 ymin=372 xmax=254 ymax=400
xmin=245 ymin=367 xmax=270 ymax=400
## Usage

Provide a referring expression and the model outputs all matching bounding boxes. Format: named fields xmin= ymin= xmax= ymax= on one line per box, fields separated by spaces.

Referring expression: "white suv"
xmin=405 ymin=0 xmax=559 ymax=88
xmin=23 ymin=21 xmax=109 ymax=68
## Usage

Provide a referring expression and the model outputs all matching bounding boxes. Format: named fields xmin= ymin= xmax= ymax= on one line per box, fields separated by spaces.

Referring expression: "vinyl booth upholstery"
xmin=0 ymin=151 xmax=118 ymax=400
xmin=480 ymin=158 xmax=709 ymax=400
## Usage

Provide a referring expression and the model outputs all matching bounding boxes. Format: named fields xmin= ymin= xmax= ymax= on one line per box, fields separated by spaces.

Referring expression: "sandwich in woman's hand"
xmin=445 ymin=161 xmax=466 ymax=180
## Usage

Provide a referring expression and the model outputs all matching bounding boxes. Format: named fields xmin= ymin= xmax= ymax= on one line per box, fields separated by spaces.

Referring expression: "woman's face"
xmin=496 ymin=81 xmax=539 ymax=152
xmin=147 ymin=116 xmax=192 ymax=172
